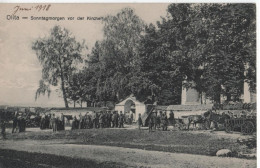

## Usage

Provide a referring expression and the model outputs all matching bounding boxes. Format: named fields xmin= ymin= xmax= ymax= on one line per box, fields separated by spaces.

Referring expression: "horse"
xmin=203 ymin=110 xmax=230 ymax=130
xmin=177 ymin=115 xmax=205 ymax=130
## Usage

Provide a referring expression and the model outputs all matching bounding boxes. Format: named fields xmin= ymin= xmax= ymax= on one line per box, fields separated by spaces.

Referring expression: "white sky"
xmin=0 ymin=3 xmax=170 ymax=107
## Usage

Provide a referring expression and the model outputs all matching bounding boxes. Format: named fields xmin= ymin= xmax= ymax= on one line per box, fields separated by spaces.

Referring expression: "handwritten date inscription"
xmin=13 ymin=5 xmax=51 ymax=15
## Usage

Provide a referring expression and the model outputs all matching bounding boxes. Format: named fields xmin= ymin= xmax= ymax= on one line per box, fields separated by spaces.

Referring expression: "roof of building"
xmin=115 ymin=96 xmax=145 ymax=106
xmin=167 ymin=104 xmax=213 ymax=111
xmin=46 ymin=107 xmax=107 ymax=113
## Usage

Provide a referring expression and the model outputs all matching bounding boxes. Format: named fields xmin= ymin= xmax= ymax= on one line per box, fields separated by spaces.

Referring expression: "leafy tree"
xmin=132 ymin=4 xmax=196 ymax=105
xmin=32 ymin=25 xmax=86 ymax=107
xmin=72 ymin=4 xmax=256 ymax=106
xmin=35 ymin=80 xmax=51 ymax=100
xmin=135 ymin=3 xmax=256 ymax=104
xmin=87 ymin=8 xmax=145 ymax=103
xmin=193 ymin=4 xmax=256 ymax=103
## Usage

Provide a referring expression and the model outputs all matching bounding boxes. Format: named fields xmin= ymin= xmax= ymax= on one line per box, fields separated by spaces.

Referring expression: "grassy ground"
xmin=7 ymin=127 xmax=256 ymax=158
xmin=0 ymin=149 xmax=128 ymax=168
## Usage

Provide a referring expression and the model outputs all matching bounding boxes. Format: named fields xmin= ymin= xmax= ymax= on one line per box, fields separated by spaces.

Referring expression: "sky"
xmin=0 ymin=3 xmax=170 ymax=107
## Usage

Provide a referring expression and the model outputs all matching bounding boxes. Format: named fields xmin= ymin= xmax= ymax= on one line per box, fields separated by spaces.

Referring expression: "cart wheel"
xmin=225 ymin=124 xmax=233 ymax=133
xmin=241 ymin=121 xmax=254 ymax=135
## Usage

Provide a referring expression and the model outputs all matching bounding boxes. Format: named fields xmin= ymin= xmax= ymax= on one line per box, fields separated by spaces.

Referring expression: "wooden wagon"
xmin=225 ymin=117 xmax=256 ymax=135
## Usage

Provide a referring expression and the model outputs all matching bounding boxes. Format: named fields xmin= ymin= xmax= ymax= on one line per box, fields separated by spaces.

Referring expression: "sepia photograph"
xmin=0 ymin=2 xmax=257 ymax=168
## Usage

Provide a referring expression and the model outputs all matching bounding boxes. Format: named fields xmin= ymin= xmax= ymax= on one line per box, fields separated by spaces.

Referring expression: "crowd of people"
xmin=40 ymin=113 xmax=65 ymax=132
xmin=11 ymin=111 xmax=27 ymax=133
xmin=71 ymin=111 xmax=126 ymax=130
xmin=38 ymin=110 xmax=128 ymax=132
xmin=146 ymin=110 xmax=175 ymax=132
xmin=0 ymin=109 xmax=176 ymax=140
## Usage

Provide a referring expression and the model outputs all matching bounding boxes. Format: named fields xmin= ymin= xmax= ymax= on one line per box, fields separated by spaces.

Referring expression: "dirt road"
xmin=0 ymin=140 xmax=256 ymax=168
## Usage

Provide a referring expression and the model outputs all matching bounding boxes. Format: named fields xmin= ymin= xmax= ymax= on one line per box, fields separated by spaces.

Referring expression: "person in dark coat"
xmin=148 ymin=117 xmax=153 ymax=133
xmin=61 ymin=113 xmax=65 ymax=130
xmin=1 ymin=119 xmax=6 ymax=139
xmin=162 ymin=113 xmax=168 ymax=131
xmin=17 ymin=116 xmax=22 ymax=132
xmin=115 ymin=111 xmax=119 ymax=128
xmin=169 ymin=110 xmax=175 ymax=126
xmin=130 ymin=112 xmax=134 ymax=125
xmin=112 ymin=111 xmax=116 ymax=128
xmin=86 ymin=114 xmax=92 ymax=129
xmin=40 ymin=114 xmax=46 ymax=130
xmin=118 ymin=111 xmax=124 ymax=128
xmin=51 ymin=114 xmax=57 ymax=132
xmin=103 ymin=111 xmax=108 ymax=128
xmin=153 ymin=113 xmax=158 ymax=130
xmin=20 ymin=117 xmax=26 ymax=132
xmin=93 ymin=111 xmax=99 ymax=128
xmin=78 ymin=113 xmax=83 ymax=129
xmin=12 ymin=111 xmax=18 ymax=133
xmin=108 ymin=111 xmax=113 ymax=128
xmin=45 ymin=114 xmax=51 ymax=129
xmin=71 ymin=116 xmax=78 ymax=130
xmin=157 ymin=112 xmax=161 ymax=129
xmin=99 ymin=111 xmax=104 ymax=128
xmin=137 ymin=113 xmax=143 ymax=130
xmin=0 ymin=111 xmax=7 ymax=139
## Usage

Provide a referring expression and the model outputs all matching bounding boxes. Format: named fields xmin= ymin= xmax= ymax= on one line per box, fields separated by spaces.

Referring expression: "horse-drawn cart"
xmin=225 ymin=117 xmax=256 ymax=135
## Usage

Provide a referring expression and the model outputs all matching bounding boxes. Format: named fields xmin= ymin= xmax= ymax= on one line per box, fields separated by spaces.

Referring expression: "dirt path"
xmin=0 ymin=140 xmax=256 ymax=168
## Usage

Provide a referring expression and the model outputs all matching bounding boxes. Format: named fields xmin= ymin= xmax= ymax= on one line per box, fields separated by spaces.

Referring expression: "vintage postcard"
xmin=0 ymin=3 xmax=256 ymax=168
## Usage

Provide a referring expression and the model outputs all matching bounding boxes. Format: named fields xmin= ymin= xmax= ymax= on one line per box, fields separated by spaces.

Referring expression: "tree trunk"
xmin=61 ymin=79 xmax=69 ymax=108
xmin=74 ymin=101 xmax=75 ymax=108
xmin=58 ymin=55 xmax=69 ymax=108
xmin=200 ymin=92 xmax=203 ymax=104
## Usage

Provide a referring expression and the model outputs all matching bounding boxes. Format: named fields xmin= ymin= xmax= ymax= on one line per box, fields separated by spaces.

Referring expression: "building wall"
xmin=115 ymin=105 xmax=124 ymax=113
xmin=181 ymin=82 xmax=201 ymax=105
xmin=243 ymin=81 xmax=256 ymax=103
